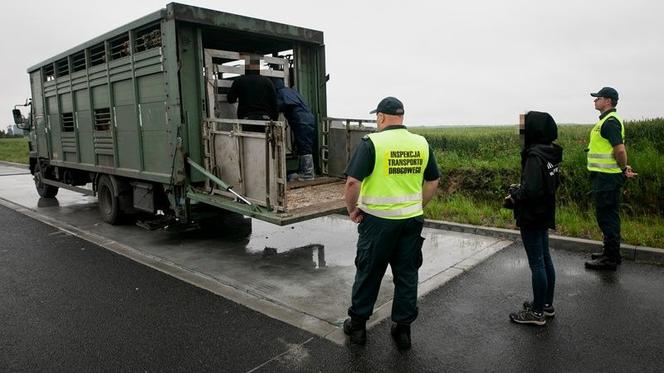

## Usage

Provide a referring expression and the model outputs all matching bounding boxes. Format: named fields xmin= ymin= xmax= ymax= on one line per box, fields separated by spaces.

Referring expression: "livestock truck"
xmin=12 ymin=2 xmax=374 ymax=228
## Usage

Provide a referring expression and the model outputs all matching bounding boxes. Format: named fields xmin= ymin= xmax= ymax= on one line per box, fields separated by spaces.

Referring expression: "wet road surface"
xmin=0 ymin=163 xmax=511 ymax=342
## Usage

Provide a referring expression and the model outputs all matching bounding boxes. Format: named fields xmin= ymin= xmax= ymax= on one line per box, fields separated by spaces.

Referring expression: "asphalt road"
xmin=2 ymin=204 xmax=663 ymax=372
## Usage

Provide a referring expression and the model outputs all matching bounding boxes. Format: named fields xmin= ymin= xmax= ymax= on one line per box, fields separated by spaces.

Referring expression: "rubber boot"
xmin=298 ymin=154 xmax=315 ymax=181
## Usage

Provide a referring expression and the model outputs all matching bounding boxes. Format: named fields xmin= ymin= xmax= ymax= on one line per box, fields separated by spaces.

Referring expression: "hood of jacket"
xmin=524 ymin=111 xmax=557 ymax=146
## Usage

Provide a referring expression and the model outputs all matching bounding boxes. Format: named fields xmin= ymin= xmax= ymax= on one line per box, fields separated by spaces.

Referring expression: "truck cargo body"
xmin=23 ymin=3 xmax=374 ymax=226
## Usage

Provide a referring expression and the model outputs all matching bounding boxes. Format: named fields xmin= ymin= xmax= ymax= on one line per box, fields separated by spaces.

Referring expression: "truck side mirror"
xmin=12 ymin=109 xmax=23 ymax=125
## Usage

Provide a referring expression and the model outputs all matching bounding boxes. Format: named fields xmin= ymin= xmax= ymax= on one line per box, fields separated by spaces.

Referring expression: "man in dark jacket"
xmin=227 ymin=62 xmax=278 ymax=121
xmin=506 ymin=111 xmax=563 ymax=326
xmin=272 ymin=78 xmax=316 ymax=180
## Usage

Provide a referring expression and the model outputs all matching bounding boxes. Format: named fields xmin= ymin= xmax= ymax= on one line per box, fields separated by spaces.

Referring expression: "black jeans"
xmin=348 ymin=214 xmax=425 ymax=324
xmin=593 ymin=189 xmax=622 ymax=260
xmin=520 ymin=228 xmax=555 ymax=312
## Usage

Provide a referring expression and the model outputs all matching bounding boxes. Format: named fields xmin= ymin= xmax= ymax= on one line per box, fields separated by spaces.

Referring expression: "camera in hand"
xmin=502 ymin=184 xmax=520 ymax=209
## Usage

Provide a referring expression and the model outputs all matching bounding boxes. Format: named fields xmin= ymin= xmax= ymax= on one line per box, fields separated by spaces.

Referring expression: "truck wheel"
xmin=34 ymin=165 xmax=59 ymax=198
xmin=97 ymin=175 xmax=121 ymax=224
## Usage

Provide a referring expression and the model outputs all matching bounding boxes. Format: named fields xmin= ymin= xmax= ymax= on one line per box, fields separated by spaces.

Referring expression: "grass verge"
xmin=0 ymin=137 xmax=29 ymax=164
xmin=425 ymin=193 xmax=664 ymax=248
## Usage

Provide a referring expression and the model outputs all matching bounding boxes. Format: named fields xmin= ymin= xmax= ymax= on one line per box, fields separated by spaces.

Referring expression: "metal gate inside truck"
xmin=189 ymin=48 xmax=375 ymax=224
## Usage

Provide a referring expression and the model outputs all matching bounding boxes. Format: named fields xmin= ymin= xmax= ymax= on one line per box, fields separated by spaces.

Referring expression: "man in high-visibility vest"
xmin=584 ymin=87 xmax=637 ymax=271
xmin=342 ymin=97 xmax=440 ymax=349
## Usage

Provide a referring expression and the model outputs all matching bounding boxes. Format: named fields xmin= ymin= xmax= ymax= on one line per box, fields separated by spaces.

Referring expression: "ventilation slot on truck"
xmin=43 ymin=64 xmax=55 ymax=82
xmin=135 ymin=24 xmax=161 ymax=52
xmin=61 ymin=112 xmax=75 ymax=132
xmin=94 ymin=108 xmax=111 ymax=131
xmin=89 ymin=43 xmax=106 ymax=67
xmin=71 ymin=51 xmax=86 ymax=72
xmin=55 ymin=58 xmax=69 ymax=78
xmin=110 ymin=34 xmax=130 ymax=60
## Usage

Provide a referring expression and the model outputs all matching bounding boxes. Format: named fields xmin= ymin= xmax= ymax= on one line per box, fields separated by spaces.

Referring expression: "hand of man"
xmin=349 ymin=208 xmax=364 ymax=223
xmin=623 ymin=165 xmax=638 ymax=178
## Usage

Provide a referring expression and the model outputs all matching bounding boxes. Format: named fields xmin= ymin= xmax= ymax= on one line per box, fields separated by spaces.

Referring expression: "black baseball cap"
xmin=590 ymin=87 xmax=619 ymax=101
xmin=369 ymin=96 xmax=405 ymax=115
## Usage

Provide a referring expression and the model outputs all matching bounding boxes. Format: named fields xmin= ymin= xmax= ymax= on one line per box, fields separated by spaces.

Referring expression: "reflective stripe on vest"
xmin=357 ymin=203 xmax=424 ymax=218
xmin=359 ymin=193 xmax=422 ymax=205
xmin=358 ymin=128 xmax=429 ymax=220
xmin=586 ymin=112 xmax=625 ymax=174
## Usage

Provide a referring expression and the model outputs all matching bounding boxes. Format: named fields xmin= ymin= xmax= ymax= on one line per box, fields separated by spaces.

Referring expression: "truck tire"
xmin=34 ymin=164 xmax=59 ymax=198
xmin=97 ymin=175 xmax=122 ymax=224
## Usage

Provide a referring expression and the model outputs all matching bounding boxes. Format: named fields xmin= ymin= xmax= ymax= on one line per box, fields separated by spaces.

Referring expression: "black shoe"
xmin=591 ymin=252 xmax=622 ymax=264
xmin=585 ymin=256 xmax=618 ymax=270
xmin=510 ymin=309 xmax=546 ymax=326
xmin=523 ymin=301 xmax=555 ymax=317
xmin=390 ymin=323 xmax=411 ymax=350
xmin=343 ymin=318 xmax=366 ymax=345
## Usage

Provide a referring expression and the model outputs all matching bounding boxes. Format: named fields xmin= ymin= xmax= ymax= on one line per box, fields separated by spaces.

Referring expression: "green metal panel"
xmin=175 ymin=23 xmax=205 ymax=182
xmin=137 ymin=72 xmax=170 ymax=175
xmin=75 ymin=89 xmax=94 ymax=165
xmin=116 ymin=128 xmax=141 ymax=170
xmin=112 ymin=80 xmax=134 ymax=106
xmin=162 ymin=17 xmax=181 ymax=179
xmin=294 ymin=44 xmax=327 ymax=167
xmin=74 ymin=89 xmax=90 ymax=111
xmin=113 ymin=79 xmax=140 ymax=170
xmin=76 ymin=110 xmax=95 ymax=165
xmin=46 ymin=96 xmax=62 ymax=161
xmin=92 ymin=85 xmax=110 ymax=108
xmin=137 ymin=74 xmax=166 ymax=103
xmin=60 ymin=93 xmax=73 ymax=113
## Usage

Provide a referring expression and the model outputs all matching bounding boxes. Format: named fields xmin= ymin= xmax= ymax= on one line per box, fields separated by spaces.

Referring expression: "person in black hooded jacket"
xmin=507 ymin=111 xmax=563 ymax=326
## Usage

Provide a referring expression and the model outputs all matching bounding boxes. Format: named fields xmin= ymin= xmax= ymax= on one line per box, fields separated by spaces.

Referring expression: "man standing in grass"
xmin=584 ymin=87 xmax=637 ymax=271
xmin=343 ymin=97 xmax=439 ymax=349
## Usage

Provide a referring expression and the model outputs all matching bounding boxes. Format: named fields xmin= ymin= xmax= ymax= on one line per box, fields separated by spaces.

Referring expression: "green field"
xmin=0 ymin=137 xmax=29 ymax=164
xmin=415 ymin=118 xmax=664 ymax=248
xmin=2 ymin=120 xmax=663 ymax=248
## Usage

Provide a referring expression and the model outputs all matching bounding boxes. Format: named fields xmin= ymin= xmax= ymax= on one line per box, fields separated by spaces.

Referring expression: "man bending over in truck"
xmin=227 ymin=60 xmax=279 ymax=121
xmin=271 ymin=78 xmax=316 ymax=181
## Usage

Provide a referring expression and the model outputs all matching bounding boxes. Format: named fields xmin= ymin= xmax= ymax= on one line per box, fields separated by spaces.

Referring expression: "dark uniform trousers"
xmin=348 ymin=214 xmax=425 ymax=324
xmin=594 ymin=188 xmax=622 ymax=260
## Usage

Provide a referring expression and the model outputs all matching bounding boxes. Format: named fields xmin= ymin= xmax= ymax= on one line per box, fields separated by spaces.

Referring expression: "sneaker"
xmin=390 ymin=323 xmax=411 ymax=350
xmin=585 ymin=256 xmax=618 ymax=271
xmin=523 ymin=301 xmax=555 ymax=317
xmin=343 ymin=318 xmax=366 ymax=345
xmin=509 ymin=309 xmax=546 ymax=326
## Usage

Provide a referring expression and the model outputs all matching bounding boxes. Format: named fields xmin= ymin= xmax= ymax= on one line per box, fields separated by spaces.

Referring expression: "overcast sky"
xmin=1 ymin=1 xmax=662 ymax=126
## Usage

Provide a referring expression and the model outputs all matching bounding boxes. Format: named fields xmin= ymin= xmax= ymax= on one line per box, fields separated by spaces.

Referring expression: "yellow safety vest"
xmin=587 ymin=112 xmax=625 ymax=173
xmin=358 ymin=128 xmax=429 ymax=219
